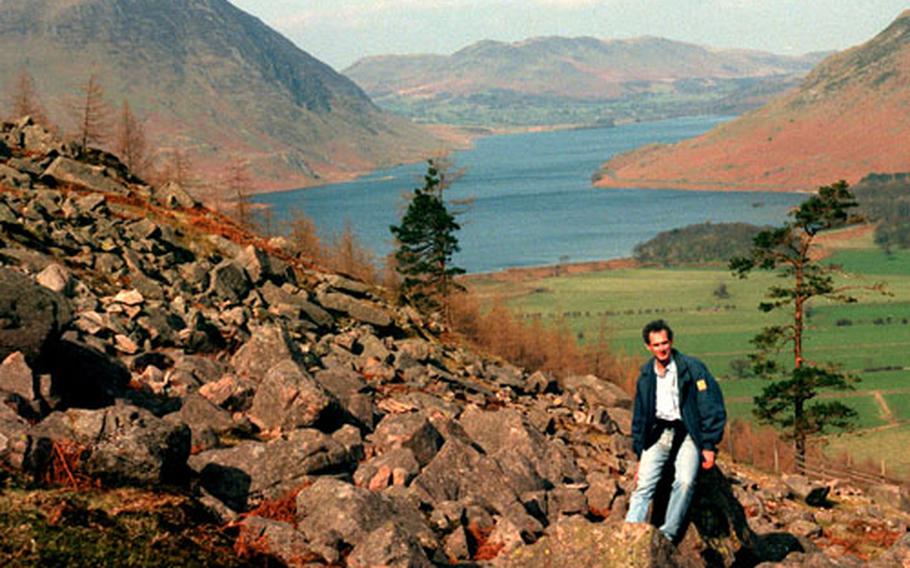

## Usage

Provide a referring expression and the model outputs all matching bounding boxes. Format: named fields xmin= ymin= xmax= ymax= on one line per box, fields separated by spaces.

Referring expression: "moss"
xmin=0 ymin=473 xmax=270 ymax=567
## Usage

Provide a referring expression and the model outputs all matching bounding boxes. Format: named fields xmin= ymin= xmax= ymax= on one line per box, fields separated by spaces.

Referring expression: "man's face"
xmin=645 ymin=330 xmax=673 ymax=364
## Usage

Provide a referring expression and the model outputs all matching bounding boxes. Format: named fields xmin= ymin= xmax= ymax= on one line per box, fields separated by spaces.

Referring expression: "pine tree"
xmin=730 ymin=180 xmax=885 ymax=463
xmin=390 ymin=160 xmax=465 ymax=313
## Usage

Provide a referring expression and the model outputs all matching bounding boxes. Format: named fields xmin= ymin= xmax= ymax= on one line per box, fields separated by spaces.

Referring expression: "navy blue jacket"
xmin=631 ymin=350 xmax=726 ymax=459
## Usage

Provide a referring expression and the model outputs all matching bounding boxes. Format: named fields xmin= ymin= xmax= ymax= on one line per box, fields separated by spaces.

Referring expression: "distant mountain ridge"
xmin=344 ymin=36 xmax=827 ymax=127
xmin=0 ymin=0 xmax=449 ymax=193
xmin=595 ymin=10 xmax=910 ymax=192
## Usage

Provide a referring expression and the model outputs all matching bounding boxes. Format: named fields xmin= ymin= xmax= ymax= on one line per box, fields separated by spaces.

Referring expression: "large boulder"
xmin=459 ymin=406 xmax=584 ymax=492
xmin=561 ymin=374 xmax=633 ymax=409
xmin=230 ymin=324 xmax=303 ymax=380
xmin=313 ymin=365 xmax=376 ymax=430
xmin=295 ymin=477 xmax=436 ymax=564
xmin=208 ymin=260 xmax=251 ymax=303
xmin=410 ymin=438 xmax=542 ymax=538
xmin=42 ymin=156 xmax=129 ymax=194
xmin=188 ymin=428 xmax=355 ymax=511
xmin=247 ymin=359 xmax=343 ymax=432
xmin=316 ymin=291 xmax=392 ymax=327
xmin=25 ymin=403 xmax=191 ymax=486
xmin=371 ymin=411 xmax=444 ymax=467
xmin=347 ymin=522 xmax=434 ymax=568
xmin=0 ymin=268 xmax=71 ymax=364
xmin=498 ymin=516 xmax=692 ymax=567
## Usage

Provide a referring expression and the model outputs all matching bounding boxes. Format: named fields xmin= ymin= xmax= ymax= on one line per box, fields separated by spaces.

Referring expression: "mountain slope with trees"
xmin=0 ymin=0 xmax=450 ymax=194
xmin=595 ymin=10 xmax=910 ymax=192
xmin=344 ymin=36 xmax=825 ymax=127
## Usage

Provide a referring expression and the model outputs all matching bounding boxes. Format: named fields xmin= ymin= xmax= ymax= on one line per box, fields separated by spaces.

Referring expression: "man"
xmin=625 ymin=319 xmax=726 ymax=542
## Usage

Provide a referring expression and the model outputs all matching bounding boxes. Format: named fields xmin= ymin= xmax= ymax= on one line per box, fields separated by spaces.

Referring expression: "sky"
xmin=228 ymin=1 xmax=909 ymax=71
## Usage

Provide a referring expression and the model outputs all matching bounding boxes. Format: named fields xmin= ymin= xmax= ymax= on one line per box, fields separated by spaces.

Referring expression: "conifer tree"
xmin=390 ymin=160 xmax=465 ymax=313
xmin=730 ymin=181 xmax=884 ymax=462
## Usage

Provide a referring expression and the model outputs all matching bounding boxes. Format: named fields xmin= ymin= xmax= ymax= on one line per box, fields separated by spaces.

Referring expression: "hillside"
xmin=595 ymin=10 xmax=910 ymax=192
xmin=2 ymin=118 xmax=910 ymax=566
xmin=343 ymin=37 xmax=825 ymax=127
xmin=0 ymin=0 xmax=451 ymax=194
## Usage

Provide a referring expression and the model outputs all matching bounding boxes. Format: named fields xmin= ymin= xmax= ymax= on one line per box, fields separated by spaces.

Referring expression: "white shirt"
xmin=655 ymin=358 xmax=681 ymax=421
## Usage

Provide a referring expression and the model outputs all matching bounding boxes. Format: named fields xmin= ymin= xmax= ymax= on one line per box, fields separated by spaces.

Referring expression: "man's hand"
xmin=701 ymin=450 xmax=716 ymax=470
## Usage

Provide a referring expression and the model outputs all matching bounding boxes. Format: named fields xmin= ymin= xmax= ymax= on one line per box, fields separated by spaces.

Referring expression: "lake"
xmin=254 ymin=116 xmax=806 ymax=273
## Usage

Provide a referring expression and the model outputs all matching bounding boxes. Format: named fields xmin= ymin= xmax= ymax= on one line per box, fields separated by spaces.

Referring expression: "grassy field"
xmin=466 ymin=228 xmax=910 ymax=476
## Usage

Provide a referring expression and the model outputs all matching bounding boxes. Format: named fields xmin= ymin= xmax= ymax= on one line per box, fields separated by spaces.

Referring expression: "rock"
xmin=26 ymin=403 xmax=191 ymax=486
xmin=371 ymin=411 xmax=444 ymax=467
xmin=43 ymin=156 xmax=129 ymax=194
xmin=0 ymin=401 xmax=31 ymax=468
xmin=231 ymin=324 xmax=303 ymax=381
xmin=189 ymin=429 xmax=355 ymax=511
xmin=317 ymin=291 xmax=392 ymax=327
xmin=347 ymin=522 xmax=434 ymax=568
xmin=607 ymin=406 xmax=634 ymax=435
xmin=235 ymin=245 xmax=273 ymax=284
xmin=410 ymin=438 xmax=542 ymax=538
xmin=197 ymin=374 xmax=256 ymax=411
xmin=548 ymin=485 xmax=588 ymax=518
xmin=561 ymin=374 xmax=633 ymax=409
xmin=35 ymin=263 xmax=72 ymax=295
xmin=313 ymin=366 xmax=376 ymax=429
xmin=295 ymin=477 xmax=436 ymax=557
xmin=527 ymin=370 xmax=559 ymax=394
xmin=782 ymin=474 xmax=831 ymax=507
xmin=498 ymin=516 xmax=690 ymax=567
xmin=459 ymin=406 xmax=584 ymax=492
xmin=152 ymin=181 xmax=198 ymax=209
xmin=0 ymin=267 xmax=71 ymax=364
xmin=0 ymin=163 xmax=31 ymax=188
xmin=585 ymin=471 xmax=623 ymax=518
xmin=208 ymin=260 xmax=251 ymax=303
xmin=867 ymin=483 xmax=910 ymax=513
xmin=357 ymin=333 xmax=391 ymax=363
xmin=260 ymin=281 xmax=332 ymax=328
xmin=0 ymin=351 xmax=35 ymax=401
xmin=248 ymin=359 xmax=342 ymax=432
xmin=354 ymin=447 xmax=421 ymax=490
xmin=166 ymin=393 xmax=235 ymax=451
xmin=112 ymin=289 xmax=145 ymax=306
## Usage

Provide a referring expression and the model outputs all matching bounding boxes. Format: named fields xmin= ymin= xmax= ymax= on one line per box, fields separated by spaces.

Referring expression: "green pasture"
xmin=466 ymin=232 xmax=910 ymax=461
xmin=823 ymin=423 xmax=910 ymax=479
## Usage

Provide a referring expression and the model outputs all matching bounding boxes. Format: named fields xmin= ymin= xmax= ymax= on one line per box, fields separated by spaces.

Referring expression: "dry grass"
xmin=449 ymin=290 xmax=639 ymax=392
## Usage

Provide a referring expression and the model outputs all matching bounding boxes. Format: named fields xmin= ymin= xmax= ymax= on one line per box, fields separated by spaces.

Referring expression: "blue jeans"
xmin=625 ymin=428 xmax=700 ymax=541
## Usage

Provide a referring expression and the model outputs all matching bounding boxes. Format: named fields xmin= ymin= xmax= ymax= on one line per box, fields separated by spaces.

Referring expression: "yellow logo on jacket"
xmin=696 ymin=379 xmax=707 ymax=392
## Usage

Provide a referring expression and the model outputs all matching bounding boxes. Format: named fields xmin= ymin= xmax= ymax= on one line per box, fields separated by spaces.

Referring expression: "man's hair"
xmin=642 ymin=319 xmax=673 ymax=344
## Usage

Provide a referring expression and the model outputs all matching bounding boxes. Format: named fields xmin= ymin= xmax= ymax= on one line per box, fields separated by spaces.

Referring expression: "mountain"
xmin=595 ymin=11 xmax=910 ymax=192
xmin=343 ymin=37 xmax=826 ymax=127
xmin=0 ymin=0 xmax=451 ymax=193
